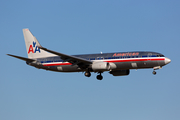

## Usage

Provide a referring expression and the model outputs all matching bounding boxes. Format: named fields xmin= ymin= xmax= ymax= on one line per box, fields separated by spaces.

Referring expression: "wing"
xmin=38 ymin=46 xmax=92 ymax=66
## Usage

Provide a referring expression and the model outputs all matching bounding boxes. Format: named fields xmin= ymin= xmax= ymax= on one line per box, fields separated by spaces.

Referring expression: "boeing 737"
xmin=7 ymin=29 xmax=171 ymax=80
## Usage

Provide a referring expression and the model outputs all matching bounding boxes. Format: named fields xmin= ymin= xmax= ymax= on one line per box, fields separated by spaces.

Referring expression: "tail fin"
xmin=23 ymin=29 xmax=56 ymax=59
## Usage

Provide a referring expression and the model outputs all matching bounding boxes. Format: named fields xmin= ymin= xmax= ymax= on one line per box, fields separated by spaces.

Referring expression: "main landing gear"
xmin=84 ymin=71 xmax=91 ymax=77
xmin=96 ymin=72 xmax=103 ymax=80
xmin=84 ymin=71 xmax=103 ymax=80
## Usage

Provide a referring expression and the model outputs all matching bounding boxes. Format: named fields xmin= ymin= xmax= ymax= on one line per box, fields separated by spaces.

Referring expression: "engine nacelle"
xmin=92 ymin=62 xmax=110 ymax=71
xmin=109 ymin=70 xmax=130 ymax=76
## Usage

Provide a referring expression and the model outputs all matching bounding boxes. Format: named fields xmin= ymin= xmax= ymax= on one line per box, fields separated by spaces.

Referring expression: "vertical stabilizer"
xmin=23 ymin=29 xmax=56 ymax=59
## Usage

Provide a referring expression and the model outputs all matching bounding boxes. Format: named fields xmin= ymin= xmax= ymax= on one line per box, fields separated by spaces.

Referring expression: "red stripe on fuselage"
xmin=105 ymin=58 xmax=165 ymax=63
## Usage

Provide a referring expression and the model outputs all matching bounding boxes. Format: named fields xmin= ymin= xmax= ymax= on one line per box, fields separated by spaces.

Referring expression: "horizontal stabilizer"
xmin=7 ymin=54 xmax=35 ymax=62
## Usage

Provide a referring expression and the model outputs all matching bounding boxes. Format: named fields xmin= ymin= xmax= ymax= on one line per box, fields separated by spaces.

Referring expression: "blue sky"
xmin=0 ymin=0 xmax=180 ymax=120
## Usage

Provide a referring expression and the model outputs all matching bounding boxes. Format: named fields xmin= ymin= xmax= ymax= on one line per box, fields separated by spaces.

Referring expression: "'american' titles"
xmin=113 ymin=52 xmax=139 ymax=57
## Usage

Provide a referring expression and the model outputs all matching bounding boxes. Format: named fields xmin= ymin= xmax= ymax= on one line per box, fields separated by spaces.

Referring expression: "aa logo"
xmin=28 ymin=41 xmax=40 ymax=54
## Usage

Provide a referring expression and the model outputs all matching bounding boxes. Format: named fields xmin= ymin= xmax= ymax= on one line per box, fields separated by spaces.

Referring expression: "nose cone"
xmin=165 ymin=57 xmax=171 ymax=64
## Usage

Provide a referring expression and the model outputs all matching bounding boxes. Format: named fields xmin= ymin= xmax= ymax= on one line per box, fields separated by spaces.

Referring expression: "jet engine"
xmin=109 ymin=70 xmax=130 ymax=76
xmin=92 ymin=62 xmax=110 ymax=71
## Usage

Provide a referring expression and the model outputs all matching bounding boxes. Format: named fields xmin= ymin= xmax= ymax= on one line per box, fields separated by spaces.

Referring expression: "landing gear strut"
xmin=84 ymin=71 xmax=91 ymax=77
xmin=96 ymin=72 xmax=103 ymax=80
xmin=152 ymin=66 xmax=162 ymax=75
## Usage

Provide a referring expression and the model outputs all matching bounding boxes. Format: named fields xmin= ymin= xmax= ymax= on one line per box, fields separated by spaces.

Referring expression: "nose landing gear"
xmin=152 ymin=66 xmax=162 ymax=75
xmin=152 ymin=70 xmax=156 ymax=75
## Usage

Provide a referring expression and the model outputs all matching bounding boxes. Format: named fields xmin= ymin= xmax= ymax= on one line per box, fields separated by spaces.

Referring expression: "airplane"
xmin=7 ymin=29 xmax=171 ymax=80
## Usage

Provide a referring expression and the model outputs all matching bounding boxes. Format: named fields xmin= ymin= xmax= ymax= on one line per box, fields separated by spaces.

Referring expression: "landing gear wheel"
xmin=153 ymin=71 xmax=156 ymax=75
xmin=84 ymin=72 xmax=91 ymax=77
xmin=96 ymin=75 xmax=103 ymax=80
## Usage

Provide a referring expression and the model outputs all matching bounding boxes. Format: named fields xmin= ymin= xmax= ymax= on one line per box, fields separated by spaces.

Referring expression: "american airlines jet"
xmin=7 ymin=29 xmax=171 ymax=80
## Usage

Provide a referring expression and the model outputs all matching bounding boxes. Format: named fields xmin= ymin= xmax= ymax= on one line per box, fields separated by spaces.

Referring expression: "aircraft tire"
xmin=85 ymin=72 xmax=91 ymax=77
xmin=97 ymin=75 xmax=103 ymax=80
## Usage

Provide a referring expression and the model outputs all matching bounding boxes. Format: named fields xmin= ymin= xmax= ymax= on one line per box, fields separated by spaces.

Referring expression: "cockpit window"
xmin=157 ymin=54 xmax=164 ymax=57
